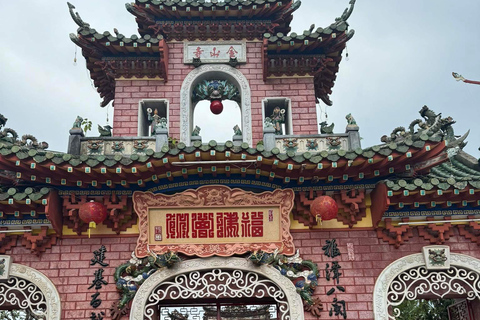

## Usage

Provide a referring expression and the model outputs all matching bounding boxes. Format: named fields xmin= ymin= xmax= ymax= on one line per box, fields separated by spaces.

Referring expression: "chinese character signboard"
xmin=134 ymin=186 xmax=295 ymax=257
xmin=184 ymin=42 xmax=246 ymax=64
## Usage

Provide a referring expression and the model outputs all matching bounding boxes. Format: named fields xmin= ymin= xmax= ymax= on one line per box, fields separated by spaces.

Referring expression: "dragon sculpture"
xmin=111 ymin=251 xmax=181 ymax=319
xmin=381 ymin=106 xmax=467 ymax=146
xmin=0 ymin=114 xmax=48 ymax=149
xmin=248 ymin=249 xmax=323 ymax=317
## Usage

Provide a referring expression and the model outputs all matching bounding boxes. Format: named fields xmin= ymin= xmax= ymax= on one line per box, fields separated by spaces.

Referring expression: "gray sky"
xmin=1 ymin=1 xmax=479 ymax=157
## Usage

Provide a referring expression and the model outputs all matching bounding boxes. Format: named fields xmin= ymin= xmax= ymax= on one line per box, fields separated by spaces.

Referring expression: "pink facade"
xmin=7 ymin=230 xmax=480 ymax=319
xmin=113 ymin=42 xmax=318 ymax=142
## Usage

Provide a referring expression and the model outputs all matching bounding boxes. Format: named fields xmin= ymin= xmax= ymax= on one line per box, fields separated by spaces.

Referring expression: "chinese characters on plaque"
xmin=184 ymin=42 xmax=246 ymax=64
xmin=162 ymin=211 xmax=266 ymax=240
xmin=133 ymin=186 xmax=296 ymax=258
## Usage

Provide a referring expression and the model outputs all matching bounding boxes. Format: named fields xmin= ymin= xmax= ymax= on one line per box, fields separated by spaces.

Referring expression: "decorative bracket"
xmin=376 ymin=218 xmax=414 ymax=248
xmin=458 ymin=215 xmax=480 ymax=245
xmin=292 ymin=190 xmax=324 ymax=228
xmin=334 ymin=189 xmax=366 ymax=228
xmin=418 ymin=217 xmax=454 ymax=244
xmin=0 ymin=228 xmax=18 ymax=254
xmin=21 ymin=226 xmax=57 ymax=255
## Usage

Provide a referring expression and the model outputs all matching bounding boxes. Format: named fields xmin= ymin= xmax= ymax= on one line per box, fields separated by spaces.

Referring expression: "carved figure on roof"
xmin=336 ymin=0 xmax=356 ymax=22
xmin=420 ymin=105 xmax=439 ymax=127
xmin=345 ymin=113 xmax=357 ymax=126
xmin=270 ymin=107 xmax=286 ymax=135
xmin=319 ymin=121 xmax=335 ymax=134
xmin=72 ymin=116 xmax=83 ymax=129
xmin=381 ymin=127 xmax=406 ymax=143
xmin=233 ymin=124 xmax=242 ymax=136
xmin=192 ymin=126 xmax=201 ymax=137
xmin=67 ymin=2 xmax=90 ymax=28
xmin=0 ymin=114 xmax=7 ymax=130
xmin=98 ymin=125 xmax=112 ymax=137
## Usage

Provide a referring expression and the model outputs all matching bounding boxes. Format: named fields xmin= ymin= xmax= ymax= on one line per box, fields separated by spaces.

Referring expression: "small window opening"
xmin=262 ymin=98 xmax=292 ymax=135
xmin=138 ymin=100 xmax=169 ymax=137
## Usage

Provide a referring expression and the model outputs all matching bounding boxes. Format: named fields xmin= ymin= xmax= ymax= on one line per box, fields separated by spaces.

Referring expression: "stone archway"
xmin=373 ymin=253 xmax=480 ymax=320
xmin=130 ymin=257 xmax=304 ymax=320
xmin=0 ymin=263 xmax=61 ymax=319
xmin=180 ymin=64 xmax=252 ymax=147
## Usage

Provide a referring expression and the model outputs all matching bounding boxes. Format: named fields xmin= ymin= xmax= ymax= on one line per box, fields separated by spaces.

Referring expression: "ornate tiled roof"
xmin=68 ymin=1 xmax=355 ymax=107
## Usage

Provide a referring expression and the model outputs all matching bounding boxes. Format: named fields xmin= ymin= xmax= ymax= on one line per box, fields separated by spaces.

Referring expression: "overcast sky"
xmin=1 ymin=1 xmax=479 ymax=157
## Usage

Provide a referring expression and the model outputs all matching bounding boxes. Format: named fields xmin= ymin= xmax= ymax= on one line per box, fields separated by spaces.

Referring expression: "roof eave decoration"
xmin=263 ymin=0 xmax=355 ymax=106
xmin=67 ymin=2 xmax=90 ymax=30
xmin=68 ymin=3 xmax=169 ymax=108
xmin=132 ymin=0 xmax=301 ymax=37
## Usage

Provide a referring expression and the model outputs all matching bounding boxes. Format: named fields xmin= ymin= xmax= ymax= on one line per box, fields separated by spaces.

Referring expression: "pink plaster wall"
xmin=5 ymin=229 xmax=480 ymax=319
xmin=112 ymin=41 xmax=318 ymax=142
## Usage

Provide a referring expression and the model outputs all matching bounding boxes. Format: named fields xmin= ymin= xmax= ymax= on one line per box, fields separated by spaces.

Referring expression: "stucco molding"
xmin=179 ymin=64 xmax=252 ymax=146
xmin=3 ymin=263 xmax=62 ymax=320
xmin=130 ymin=257 xmax=304 ymax=320
xmin=373 ymin=252 xmax=480 ymax=319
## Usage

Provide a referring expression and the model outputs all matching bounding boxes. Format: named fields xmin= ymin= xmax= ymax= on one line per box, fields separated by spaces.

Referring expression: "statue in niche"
xmin=269 ymin=106 xmax=286 ymax=135
xmin=147 ymin=108 xmax=167 ymax=135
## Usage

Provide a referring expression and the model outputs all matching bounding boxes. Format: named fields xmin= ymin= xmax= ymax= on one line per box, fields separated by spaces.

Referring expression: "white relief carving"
xmin=180 ymin=65 xmax=252 ymax=147
xmin=0 ymin=263 xmax=62 ymax=320
xmin=130 ymin=257 xmax=304 ymax=320
xmin=373 ymin=253 xmax=480 ymax=320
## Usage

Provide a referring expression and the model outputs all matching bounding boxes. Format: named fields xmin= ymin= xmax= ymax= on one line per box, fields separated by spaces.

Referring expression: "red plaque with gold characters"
xmin=134 ymin=186 xmax=295 ymax=258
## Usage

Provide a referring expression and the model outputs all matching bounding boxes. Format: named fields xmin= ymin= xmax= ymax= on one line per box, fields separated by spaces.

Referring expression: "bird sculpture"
xmin=98 ymin=125 xmax=113 ymax=137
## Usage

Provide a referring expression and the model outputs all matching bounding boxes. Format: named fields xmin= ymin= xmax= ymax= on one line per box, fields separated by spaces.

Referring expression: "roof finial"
xmin=336 ymin=0 xmax=356 ymax=22
xmin=67 ymin=2 xmax=90 ymax=28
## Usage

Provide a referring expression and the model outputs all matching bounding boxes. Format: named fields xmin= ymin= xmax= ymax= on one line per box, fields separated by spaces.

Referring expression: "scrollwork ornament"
xmin=373 ymin=253 xmax=480 ymax=320
xmin=0 ymin=263 xmax=61 ymax=320
xmin=129 ymin=257 xmax=304 ymax=320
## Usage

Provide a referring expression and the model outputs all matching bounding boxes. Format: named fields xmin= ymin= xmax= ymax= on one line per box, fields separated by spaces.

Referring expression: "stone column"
xmin=346 ymin=125 xmax=361 ymax=151
xmin=263 ymin=127 xmax=276 ymax=151
xmin=232 ymin=135 xmax=243 ymax=147
xmin=155 ymin=128 xmax=169 ymax=151
xmin=67 ymin=128 xmax=84 ymax=155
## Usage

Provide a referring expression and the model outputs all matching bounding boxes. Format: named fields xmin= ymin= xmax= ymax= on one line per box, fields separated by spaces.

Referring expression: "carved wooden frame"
xmin=133 ymin=186 xmax=295 ymax=258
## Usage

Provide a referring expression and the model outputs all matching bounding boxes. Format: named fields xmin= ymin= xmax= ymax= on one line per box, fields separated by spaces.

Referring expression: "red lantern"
xmin=310 ymin=196 xmax=338 ymax=223
xmin=210 ymin=99 xmax=223 ymax=115
xmin=79 ymin=201 xmax=108 ymax=237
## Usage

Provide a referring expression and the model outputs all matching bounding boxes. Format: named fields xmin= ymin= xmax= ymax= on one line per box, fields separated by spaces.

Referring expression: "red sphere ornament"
xmin=79 ymin=201 xmax=108 ymax=237
xmin=310 ymin=196 xmax=338 ymax=222
xmin=210 ymin=100 xmax=224 ymax=115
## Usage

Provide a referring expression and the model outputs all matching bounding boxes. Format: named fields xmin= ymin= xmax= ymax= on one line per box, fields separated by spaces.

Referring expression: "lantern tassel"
xmin=316 ymin=215 xmax=323 ymax=226
xmin=88 ymin=221 xmax=97 ymax=238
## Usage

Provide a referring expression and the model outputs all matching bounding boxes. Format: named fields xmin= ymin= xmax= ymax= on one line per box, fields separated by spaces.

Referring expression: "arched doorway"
xmin=373 ymin=252 xmax=480 ymax=319
xmin=130 ymin=257 xmax=304 ymax=320
xmin=0 ymin=262 xmax=61 ymax=319
xmin=180 ymin=65 xmax=252 ymax=147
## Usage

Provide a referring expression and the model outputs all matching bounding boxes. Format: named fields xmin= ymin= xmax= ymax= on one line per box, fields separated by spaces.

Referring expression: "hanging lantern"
xmin=210 ymin=99 xmax=223 ymax=115
xmin=310 ymin=196 xmax=338 ymax=223
xmin=79 ymin=201 xmax=108 ymax=237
